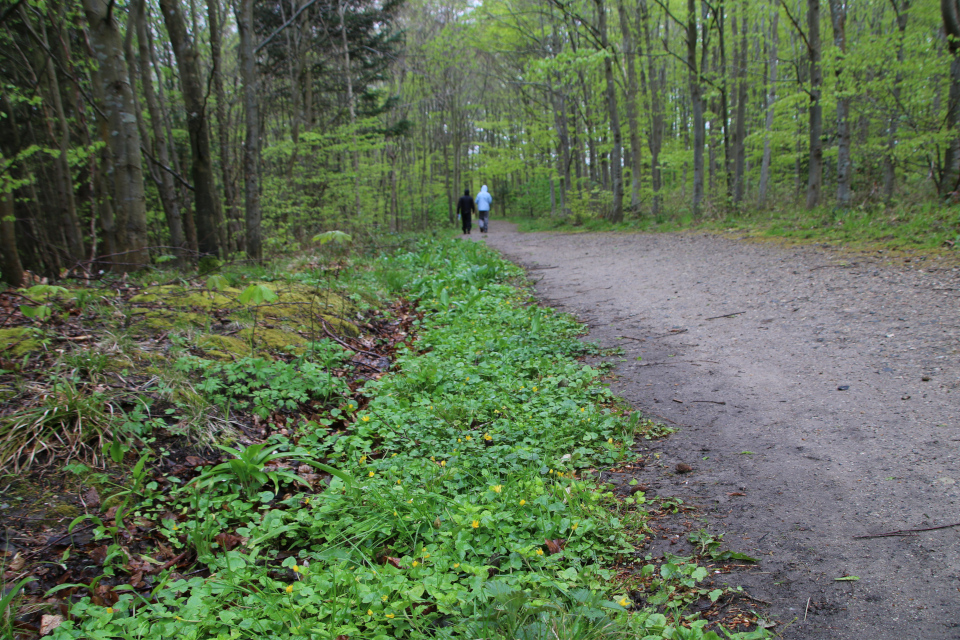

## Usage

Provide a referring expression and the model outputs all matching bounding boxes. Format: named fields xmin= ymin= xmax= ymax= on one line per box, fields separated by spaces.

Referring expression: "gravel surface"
xmin=478 ymin=221 xmax=960 ymax=639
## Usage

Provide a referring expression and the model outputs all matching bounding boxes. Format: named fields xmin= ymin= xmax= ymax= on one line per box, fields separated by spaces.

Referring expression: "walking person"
xmin=457 ymin=189 xmax=475 ymax=235
xmin=476 ymin=185 xmax=492 ymax=233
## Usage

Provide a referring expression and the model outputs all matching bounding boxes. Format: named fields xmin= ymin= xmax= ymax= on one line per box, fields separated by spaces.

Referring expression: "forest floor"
xmin=479 ymin=220 xmax=960 ymax=640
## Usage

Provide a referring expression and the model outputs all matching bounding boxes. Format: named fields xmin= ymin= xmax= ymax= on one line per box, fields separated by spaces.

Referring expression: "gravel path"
xmin=478 ymin=221 xmax=960 ymax=639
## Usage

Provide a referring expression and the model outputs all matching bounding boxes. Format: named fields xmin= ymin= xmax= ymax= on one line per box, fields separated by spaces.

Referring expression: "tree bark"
xmin=597 ymin=0 xmax=623 ymax=222
xmin=83 ymin=0 xmax=150 ymax=270
xmin=236 ymin=0 xmax=262 ymax=262
xmin=805 ymin=0 xmax=823 ymax=209
xmin=159 ymin=0 xmax=222 ymax=256
xmin=640 ymin=0 xmax=664 ymax=217
xmin=339 ymin=0 xmax=362 ymax=220
xmin=134 ymin=0 xmax=185 ymax=262
xmin=208 ymin=0 xmax=239 ymax=253
xmin=688 ymin=0 xmax=705 ymax=216
xmin=618 ymin=0 xmax=643 ymax=210
xmin=941 ymin=0 xmax=960 ymax=196
xmin=828 ymin=0 xmax=851 ymax=207
xmin=732 ymin=7 xmax=748 ymax=203
xmin=759 ymin=6 xmax=778 ymax=205
xmin=883 ymin=0 xmax=909 ymax=203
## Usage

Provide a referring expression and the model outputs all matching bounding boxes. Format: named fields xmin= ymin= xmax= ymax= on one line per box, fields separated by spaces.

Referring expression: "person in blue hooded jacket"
xmin=475 ymin=185 xmax=492 ymax=233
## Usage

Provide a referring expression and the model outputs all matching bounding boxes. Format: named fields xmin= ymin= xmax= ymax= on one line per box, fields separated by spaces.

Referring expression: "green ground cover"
xmin=511 ymin=201 xmax=960 ymax=259
xmin=2 ymin=238 xmax=767 ymax=640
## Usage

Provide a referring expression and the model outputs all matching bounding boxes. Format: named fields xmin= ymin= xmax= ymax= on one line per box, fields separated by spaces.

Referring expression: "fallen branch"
xmin=853 ymin=521 xmax=960 ymax=539
xmin=706 ymin=311 xmax=745 ymax=321
xmin=617 ymin=335 xmax=644 ymax=342
xmin=691 ymin=400 xmax=726 ymax=405
xmin=320 ymin=318 xmax=382 ymax=359
xmin=527 ymin=265 xmax=559 ymax=270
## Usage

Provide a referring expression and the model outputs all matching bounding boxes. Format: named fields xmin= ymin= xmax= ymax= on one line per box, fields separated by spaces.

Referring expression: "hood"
xmin=480 ymin=185 xmax=488 ymax=193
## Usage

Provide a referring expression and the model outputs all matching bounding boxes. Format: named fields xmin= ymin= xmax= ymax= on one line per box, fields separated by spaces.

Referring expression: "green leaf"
xmin=207 ymin=274 xmax=229 ymax=291
xmin=835 ymin=575 xmax=860 ymax=581
xmin=238 ymin=284 xmax=278 ymax=306
xmin=312 ymin=230 xmax=352 ymax=245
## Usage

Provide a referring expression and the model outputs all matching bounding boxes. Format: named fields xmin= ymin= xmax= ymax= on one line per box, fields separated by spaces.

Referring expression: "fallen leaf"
xmin=82 ymin=488 xmax=100 ymax=508
xmin=214 ymin=533 xmax=244 ymax=552
xmin=184 ymin=456 xmax=208 ymax=467
xmin=544 ymin=539 xmax=566 ymax=555
xmin=727 ymin=492 xmax=746 ymax=497
xmin=40 ymin=614 xmax=64 ymax=636
xmin=676 ymin=463 xmax=692 ymax=473
xmin=7 ymin=552 xmax=24 ymax=572
xmin=382 ymin=556 xmax=403 ymax=569
xmin=835 ymin=575 xmax=860 ymax=581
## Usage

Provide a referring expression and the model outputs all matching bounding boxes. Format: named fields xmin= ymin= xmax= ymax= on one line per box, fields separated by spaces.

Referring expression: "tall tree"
xmin=236 ymin=0 xmax=262 ymax=261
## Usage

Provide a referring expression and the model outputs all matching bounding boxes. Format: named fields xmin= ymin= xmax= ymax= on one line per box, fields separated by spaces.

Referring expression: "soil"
xmin=478 ymin=221 xmax=960 ymax=640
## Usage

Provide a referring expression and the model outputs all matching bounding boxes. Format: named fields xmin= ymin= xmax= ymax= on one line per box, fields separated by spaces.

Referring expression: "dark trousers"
xmin=461 ymin=214 xmax=472 ymax=233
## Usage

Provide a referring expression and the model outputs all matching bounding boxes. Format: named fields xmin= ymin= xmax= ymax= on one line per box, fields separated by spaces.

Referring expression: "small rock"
xmin=922 ymin=376 xmax=931 ymax=382
xmin=837 ymin=385 xmax=850 ymax=391
xmin=676 ymin=463 xmax=692 ymax=474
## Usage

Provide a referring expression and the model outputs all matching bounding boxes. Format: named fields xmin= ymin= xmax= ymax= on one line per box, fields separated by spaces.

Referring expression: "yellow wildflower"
xmin=453 ymin=563 xmax=460 ymax=568
xmin=471 ymin=520 xmax=480 ymax=528
xmin=359 ymin=455 xmax=367 ymax=464
xmin=519 ymin=499 xmax=526 ymax=506
xmin=106 ymin=608 xmax=114 ymax=614
xmin=361 ymin=415 xmax=370 ymax=422
xmin=369 ymin=471 xmax=375 ymax=477
xmin=423 ymin=553 xmax=430 ymax=559
xmin=536 ymin=548 xmax=544 ymax=556
xmin=412 ymin=561 xmax=419 ymax=567
xmin=571 ymin=522 xmax=579 ymax=531
xmin=292 ymin=565 xmax=300 ymax=573
xmin=286 ymin=585 xmax=293 ymax=593
xmin=367 ymin=609 xmax=373 ymax=616
xmin=382 ymin=595 xmax=388 ymax=602
xmin=484 ymin=433 xmax=492 ymax=441
xmin=491 ymin=484 xmax=502 ymax=493
xmin=386 ymin=613 xmax=395 ymax=619
xmin=458 ymin=438 xmax=462 ymax=443
xmin=619 ymin=598 xmax=630 ymax=607
xmin=466 ymin=435 xmax=472 ymax=441
xmin=440 ymin=460 xmax=446 ymax=467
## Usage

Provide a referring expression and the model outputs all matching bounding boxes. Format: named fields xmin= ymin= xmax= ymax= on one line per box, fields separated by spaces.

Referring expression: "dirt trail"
xmin=477 ymin=221 xmax=960 ymax=639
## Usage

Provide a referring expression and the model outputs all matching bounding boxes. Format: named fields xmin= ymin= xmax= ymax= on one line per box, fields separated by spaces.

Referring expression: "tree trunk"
xmin=236 ymin=0 xmax=262 ymax=262
xmin=828 ymin=0 xmax=851 ymax=207
xmin=339 ymin=0 xmax=362 ymax=220
xmin=159 ymin=0 xmax=222 ymax=256
xmin=759 ymin=7 xmax=779 ymax=205
xmin=688 ymin=0 xmax=705 ymax=216
xmin=640 ymin=0 xmax=664 ymax=217
xmin=618 ymin=0 xmax=643 ymax=210
xmin=884 ymin=0 xmax=909 ymax=203
xmin=597 ymin=0 xmax=624 ymax=222
xmin=733 ymin=8 xmax=748 ymax=203
xmin=83 ymin=0 xmax=150 ymax=270
xmin=134 ymin=0 xmax=185 ymax=262
xmin=208 ymin=0 xmax=239 ymax=252
xmin=805 ymin=0 xmax=823 ymax=209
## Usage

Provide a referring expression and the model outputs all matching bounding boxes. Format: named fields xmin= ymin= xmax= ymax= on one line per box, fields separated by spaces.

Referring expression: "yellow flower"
xmin=533 ymin=386 xmax=538 ymax=392
xmin=466 ymin=377 xmax=470 ymax=381
xmin=618 ymin=597 xmax=630 ymax=607
xmin=292 ymin=565 xmax=300 ymax=573
xmin=412 ymin=561 xmax=419 ymax=567
xmin=397 ymin=479 xmax=402 ymax=484
xmin=369 ymin=471 xmax=375 ymax=477
xmin=519 ymin=499 xmax=526 ymax=506
xmin=361 ymin=415 xmax=370 ymax=422
xmin=440 ymin=460 xmax=446 ymax=467
xmin=382 ymin=595 xmax=389 ymax=602
xmin=392 ymin=453 xmax=397 ymax=457
xmin=430 ymin=456 xmax=436 ymax=461
xmin=453 ymin=562 xmax=460 ymax=568
xmin=359 ymin=455 xmax=367 ymax=464
xmin=348 ymin=403 xmax=355 ymax=409
xmin=394 ymin=511 xmax=398 ymax=516
xmin=571 ymin=522 xmax=579 ymax=531
xmin=367 ymin=609 xmax=373 ymax=616
xmin=580 ymin=407 xmax=585 ymax=412
xmin=175 ymin=615 xmax=183 ymax=621
xmin=471 ymin=520 xmax=480 ymax=528
xmin=484 ymin=433 xmax=492 ymax=441
xmin=408 ymin=499 xmax=413 ymax=503
xmin=491 ymin=484 xmax=502 ymax=493
xmin=423 ymin=553 xmax=430 ymax=559
xmin=286 ymin=585 xmax=294 ymax=593
xmin=386 ymin=613 xmax=395 ymax=619
xmin=304 ymin=497 xmax=310 ymax=504
xmin=106 ymin=608 xmax=114 ymax=614
xmin=548 ymin=469 xmax=553 ymax=474
xmin=457 ymin=438 xmax=462 ymax=443
xmin=536 ymin=548 xmax=544 ymax=556
xmin=466 ymin=435 xmax=472 ymax=441
xmin=607 ymin=438 xmax=613 ymax=444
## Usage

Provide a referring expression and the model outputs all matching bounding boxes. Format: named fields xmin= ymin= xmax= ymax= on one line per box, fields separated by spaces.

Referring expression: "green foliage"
xmin=176 ymin=347 xmax=349 ymax=419
xmin=51 ymin=239 xmax=765 ymax=640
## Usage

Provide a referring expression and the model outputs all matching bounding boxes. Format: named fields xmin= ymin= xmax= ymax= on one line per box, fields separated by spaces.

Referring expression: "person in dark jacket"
xmin=457 ymin=189 xmax=475 ymax=234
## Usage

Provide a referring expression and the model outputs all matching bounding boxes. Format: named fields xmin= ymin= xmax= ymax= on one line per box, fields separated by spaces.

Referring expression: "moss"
xmin=321 ymin=315 xmax=360 ymax=337
xmin=239 ymin=327 xmax=308 ymax=353
xmin=197 ymin=334 xmax=252 ymax=358
xmin=138 ymin=310 xmax=208 ymax=331
xmin=52 ymin=503 xmax=80 ymax=518
xmin=0 ymin=327 xmax=42 ymax=357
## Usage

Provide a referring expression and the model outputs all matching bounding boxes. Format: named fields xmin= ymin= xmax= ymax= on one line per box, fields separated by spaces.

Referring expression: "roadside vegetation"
xmin=0 ymin=237 xmax=769 ymax=639
xmin=510 ymin=194 xmax=960 ymax=260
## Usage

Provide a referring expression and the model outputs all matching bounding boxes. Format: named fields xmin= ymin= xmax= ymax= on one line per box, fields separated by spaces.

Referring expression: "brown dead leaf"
xmin=727 ymin=492 xmax=746 ymax=497
xmin=7 ymin=552 xmax=25 ymax=572
xmin=40 ymin=614 xmax=64 ymax=636
xmin=90 ymin=545 xmax=109 ymax=566
xmin=214 ymin=533 xmax=244 ymax=552
xmin=382 ymin=556 xmax=403 ymax=569
xmin=544 ymin=539 xmax=566 ymax=555
xmin=82 ymin=487 xmax=100 ymax=508
xmin=184 ymin=456 xmax=207 ymax=468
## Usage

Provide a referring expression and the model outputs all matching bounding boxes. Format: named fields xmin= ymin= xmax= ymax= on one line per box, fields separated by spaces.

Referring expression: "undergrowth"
xmin=21 ymin=239 xmax=767 ymax=640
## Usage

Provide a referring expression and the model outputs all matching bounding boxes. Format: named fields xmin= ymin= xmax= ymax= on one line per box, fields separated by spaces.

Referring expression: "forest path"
xmin=477 ymin=220 xmax=960 ymax=639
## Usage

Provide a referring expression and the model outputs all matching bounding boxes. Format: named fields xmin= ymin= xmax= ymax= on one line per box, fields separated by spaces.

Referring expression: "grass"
xmin=36 ymin=238 xmax=767 ymax=640
xmin=510 ymin=196 xmax=960 ymax=263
